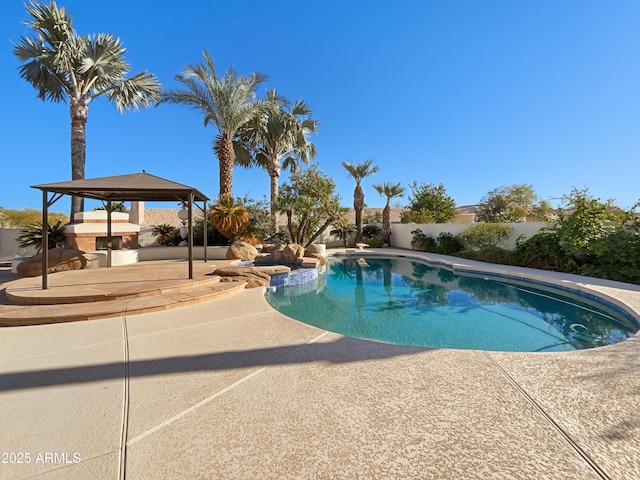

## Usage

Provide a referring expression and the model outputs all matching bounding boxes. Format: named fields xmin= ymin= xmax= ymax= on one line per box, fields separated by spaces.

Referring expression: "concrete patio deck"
xmin=0 ymin=251 xmax=639 ymax=479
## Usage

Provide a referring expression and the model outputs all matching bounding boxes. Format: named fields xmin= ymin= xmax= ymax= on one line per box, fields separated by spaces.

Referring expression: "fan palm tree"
xmin=373 ymin=182 xmax=405 ymax=247
xmin=13 ymin=1 xmax=161 ymax=221
xmin=160 ymin=50 xmax=267 ymax=197
xmin=235 ymin=90 xmax=318 ymax=227
xmin=342 ymin=159 xmax=379 ymax=244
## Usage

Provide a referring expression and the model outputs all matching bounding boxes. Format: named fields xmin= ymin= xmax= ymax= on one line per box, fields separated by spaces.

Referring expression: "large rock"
xmin=283 ymin=243 xmax=305 ymax=262
xmin=226 ymin=241 xmax=259 ymax=261
xmin=303 ymin=243 xmax=327 ymax=266
xmin=16 ymin=248 xmax=88 ymax=277
xmin=304 ymin=244 xmax=326 ymax=256
xmin=271 ymin=244 xmax=286 ymax=262
xmin=211 ymin=266 xmax=271 ymax=288
xmin=304 ymin=253 xmax=326 ymax=267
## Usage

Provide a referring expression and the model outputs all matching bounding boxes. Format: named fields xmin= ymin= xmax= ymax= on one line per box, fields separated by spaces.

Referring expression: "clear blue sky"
xmin=2 ymin=0 xmax=639 ymax=214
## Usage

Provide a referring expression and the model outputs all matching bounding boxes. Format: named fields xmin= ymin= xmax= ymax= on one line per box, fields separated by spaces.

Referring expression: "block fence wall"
xmin=389 ymin=222 xmax=547 ymax=250
xmin=0 ymin=228 xmax=37 ymax=261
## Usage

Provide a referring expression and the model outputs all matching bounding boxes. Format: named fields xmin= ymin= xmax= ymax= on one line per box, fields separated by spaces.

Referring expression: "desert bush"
xmin=459 ymin=223 xmax=512 ymax=250
xmin=436 ymin=232 xmax=464 ymax=255
xmin=411 ymin=229 xmax=438 ymax=252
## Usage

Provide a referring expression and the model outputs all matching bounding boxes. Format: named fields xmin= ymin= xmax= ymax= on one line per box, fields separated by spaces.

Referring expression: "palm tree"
xmin=151 ymin=224 xmax=176 ymax=246
xmin=342 ymin=159 xmax=379 ymax=244
xmin=160 ymin=50 xmax=267 ymax=197
xmin=13 ymin=1 xmax=161 ymax=221
xmin=18 ymin=220 xmax=66 ymax=252
xmin=235 ymin=90 xmax=318 ymax=227
xmin=330 ymin=221 xmax=357 ymax=248
xmin=373 ymin=182 xmax=405 ymax=247
xmin=209 ymin=194 xmax=251 ymax=242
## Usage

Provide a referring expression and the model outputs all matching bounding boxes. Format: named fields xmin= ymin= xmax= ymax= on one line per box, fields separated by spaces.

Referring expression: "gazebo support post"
xmin=203 ymin=199 xmax=207 ymax=263
xmin=42 ymin=190 xmax=49 ymax=290
xmin=188 ymin=192 xmax=194 ymax=279
xmin=106 ymin=200 xmax=112 ymax=268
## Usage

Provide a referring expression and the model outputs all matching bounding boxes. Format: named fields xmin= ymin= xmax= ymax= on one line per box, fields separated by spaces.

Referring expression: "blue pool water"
xmin=265 ymin=256 xmax=638 ymax=352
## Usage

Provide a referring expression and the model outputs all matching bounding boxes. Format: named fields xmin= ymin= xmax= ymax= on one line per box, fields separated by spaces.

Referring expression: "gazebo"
xmin=31 ymin=172 xmax=210 ymax=289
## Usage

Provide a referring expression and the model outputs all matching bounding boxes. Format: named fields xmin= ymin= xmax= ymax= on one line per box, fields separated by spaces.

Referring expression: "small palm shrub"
xmin=152 ymin=224 xmax=176 ymax=246
xmin=17 ymin=221 xmax=66 ymax=252
xmin=331 ymin=222 xmax=357 ymax=247
xmin=363 ymin=224 xmax=383 ymax=247
xmin=210 ymin=195 xmax=251 ymax=242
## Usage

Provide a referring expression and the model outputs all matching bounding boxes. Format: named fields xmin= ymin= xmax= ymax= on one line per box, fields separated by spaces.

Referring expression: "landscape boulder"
xmin=226 ymin=241 xmax=259 ymax=261
xmin=282 ymin=243 xmax=305 ymax=262
xmin=271 ymin=244 xmax=286 ymax=262
xmin=16 ymin=248 xmax=88 ymax=277
xmin=304 ymin=244 xmax=326 ymax=257
xmin=302 ymin=244 xmax=327 ymax=266
xmin=211 ymin=266 xmax=272 ymax=288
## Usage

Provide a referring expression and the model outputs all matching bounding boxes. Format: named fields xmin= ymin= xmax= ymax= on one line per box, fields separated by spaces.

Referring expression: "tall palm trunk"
xmin=267 ymin=158 xmax=281 ymax=230
xmin=382 ymin=203 xmax=391 ymax=246
xmin=217 ymin=134 xmax=235 ymax=197
xmin=70 ymin=98 xmax=88 ymax=221
xmin=354 ymin=185 xmax=364 ymax=244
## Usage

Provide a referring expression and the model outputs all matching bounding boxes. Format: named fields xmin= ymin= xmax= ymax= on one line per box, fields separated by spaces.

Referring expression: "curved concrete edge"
xmin=0 ymin=282 xmax=247 ymax=327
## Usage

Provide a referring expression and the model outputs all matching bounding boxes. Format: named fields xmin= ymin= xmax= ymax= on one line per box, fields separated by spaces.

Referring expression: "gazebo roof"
xmin=31 ymin=172 xmax=209 ymax=202
xmin=31 ymin=172 xmax=210 ymax=289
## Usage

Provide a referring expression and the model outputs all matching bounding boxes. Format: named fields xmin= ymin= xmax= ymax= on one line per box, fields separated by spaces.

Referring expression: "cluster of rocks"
xmin=215 ymin=241 xmax=327 ymax=288
xmin=225 ymin=241 xmax=326 ymax=267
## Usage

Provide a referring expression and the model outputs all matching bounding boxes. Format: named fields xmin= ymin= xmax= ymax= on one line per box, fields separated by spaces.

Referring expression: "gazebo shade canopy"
xmin=31 ymin=172 xmax=210 ymax=289
xmin=31 ymin=172 xmax=209 ymax=203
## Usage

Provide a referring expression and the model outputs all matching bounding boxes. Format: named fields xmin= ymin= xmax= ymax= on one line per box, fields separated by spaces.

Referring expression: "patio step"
xmin=5 ymin=275 xmax=225 ymax=305
xmin=0 ymin=281 xmax=246 ymax=326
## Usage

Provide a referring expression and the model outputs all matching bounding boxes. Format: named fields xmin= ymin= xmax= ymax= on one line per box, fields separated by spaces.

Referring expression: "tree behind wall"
xmin=475 ymin=184 xmax=553 ymax=222
xmin=401 ymin=182 xmax=456 ymax=223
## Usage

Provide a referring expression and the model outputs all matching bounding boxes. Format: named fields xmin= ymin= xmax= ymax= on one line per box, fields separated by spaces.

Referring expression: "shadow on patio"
xmin=0 ymin=335 xmax=433 ymax=391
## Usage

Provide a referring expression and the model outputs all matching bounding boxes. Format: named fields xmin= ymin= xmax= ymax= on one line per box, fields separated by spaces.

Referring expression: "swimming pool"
xmin=265 ymin=256 xmax=638 ymax=352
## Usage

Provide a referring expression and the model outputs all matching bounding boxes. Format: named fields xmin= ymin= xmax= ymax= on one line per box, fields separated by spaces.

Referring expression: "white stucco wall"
xmin=0 ymin=228 xmax=37 ymax=261
xmin=136 ymin=246 xmax=229 ymax=261
xmin=389 ymin=222 xmax=547 ymax=250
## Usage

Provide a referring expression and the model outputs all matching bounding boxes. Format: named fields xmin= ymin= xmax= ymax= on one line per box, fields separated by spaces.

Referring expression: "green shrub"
xmin=411 ymin=229 xmax=437 ymax=252
xmin=581 ymin=229 xmax=640 ymax=283
xmin=437 ymin=232 xmax=464 ymax=255
xmin=366 ymin=236 xmax=384 ymax=248
xmin=512 ymin=229 xmax=570 ymax=271
xmin=458 ymin=246 xmax=515 ymax=265
xmin=363 ymin=224 xmax=381 ymax=238
xmin=459 ymin=223 xmax=512 ymax=250
xmin=193 ymin=221 xmax=228 ymax=246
